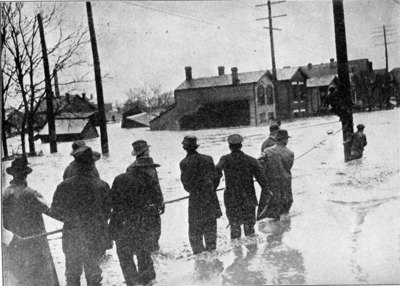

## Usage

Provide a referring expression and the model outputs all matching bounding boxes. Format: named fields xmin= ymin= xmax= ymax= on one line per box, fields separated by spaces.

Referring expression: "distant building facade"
xmin=150 ymin=66 xmax=276 ymax=130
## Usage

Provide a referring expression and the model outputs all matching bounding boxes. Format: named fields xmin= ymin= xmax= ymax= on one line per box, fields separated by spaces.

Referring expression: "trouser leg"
xmin=189 ymin=220 xmax=205 ymax=254
xmin=116 ymin=241 xmax=139 ymax=286
xmin=136 ymin=249 xmax=156 ymax=284
xmin=230 ymin=221 xmax=241 ymax=240
xmin=83 ymin=250 xmax=103 ymax=286
xmin=244 ymin=224 xmax=255 ymax=236
xmin=203 ymin=218 xmax=217 ymax=251
xmin=64 ymin=248 xmax=83 ymax=286
xmin=243 ymin=206 xmax=256 ymax=236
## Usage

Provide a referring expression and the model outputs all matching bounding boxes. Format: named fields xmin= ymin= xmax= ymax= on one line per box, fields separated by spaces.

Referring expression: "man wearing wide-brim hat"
xmin=110 ymin=143 xmax=164 ymax=285
xmin=215 ymin=134 xmax=268 ymax=239
xmin=50 ymin=146 xmax=111 ymax=286
xmin=3 ymin=157 xmax=59 ymax=285
xmin=258 ymin=129 xmax=294 ymax=221
xmin=179 ymin=135 xmax=222 ymax=254
xmin=63 ymin=140 xmax=101 ymax=180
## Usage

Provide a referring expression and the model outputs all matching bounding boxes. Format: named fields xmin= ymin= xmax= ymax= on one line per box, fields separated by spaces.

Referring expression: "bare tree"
xmin=2 ymin=2 xmax=90 ymax=156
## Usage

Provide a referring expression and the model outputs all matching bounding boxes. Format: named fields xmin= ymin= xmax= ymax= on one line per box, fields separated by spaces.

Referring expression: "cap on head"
xmin=131 ymin=156 xmax=160 ymax=168
xmin=182 ymin=136 xmax=199 ymax=149
xmin=227 ymin=134 xmax=243 ymax=144
xmin=269 ymin=123 xmax=280 ymax=132
xmin=70 ymin=140 xmax=86 ymax=156
xmin=276 ymin=129 xmax=290 ymax=141
xmin=356 ymin=124 xmax=365 ymax=130
xmin=6 ymin=157 xmax=32 ymax=176
xmin=131 ymin=140 xmax=150 ymax=156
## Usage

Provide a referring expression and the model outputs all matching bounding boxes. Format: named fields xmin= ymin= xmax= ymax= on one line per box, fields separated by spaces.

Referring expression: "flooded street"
xmin=2 ymin=109 xmax=399 ymax=285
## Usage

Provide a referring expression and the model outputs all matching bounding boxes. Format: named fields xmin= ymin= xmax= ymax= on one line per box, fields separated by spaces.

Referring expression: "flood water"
xmin=2 ymin=108 xmax=399 ymax=285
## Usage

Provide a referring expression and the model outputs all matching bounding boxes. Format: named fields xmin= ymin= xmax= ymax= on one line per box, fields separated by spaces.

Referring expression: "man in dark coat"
xmin=216 ymin=134 xmax=268 ymax=239
xmin=50 ymin=146 xmax=111 ymax=286
xmin=261 ymin=123 xmax=280 ymax=152
xmin=258 ymin=129 xmax=294 ymax=221
xmin=350 ymin=124 xmax=367 ymax=160
xmin=179 ymin=135 xmax=222 ymax=254
xmin=110 ymin=156 xmax=164 ymax=286
xmin=63 ymin=140 xmax=100 ymax=180
xmin=3 ymin=157 xmax=59 ymax=286
xmin=128 ymin=139 xmax=164 ymax=252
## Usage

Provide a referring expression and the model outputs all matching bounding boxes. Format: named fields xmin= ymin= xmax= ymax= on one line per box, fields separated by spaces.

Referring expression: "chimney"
xmin=231 ymin=67 xmax=239 ymax=85
xmin=185 ymin=66 xmax=192 ymax=81
xmin=330 ymin=58 xmax=335 ymax=69
xmin=218 ymin=66 xmax=225 ymax=76
xmin=82 ymin=93 xmax=86 ymax=101
xmin=307 ymin=63 xmax=312 ymax=69
xmin=66 ymin=93 xmax=70 ymax=104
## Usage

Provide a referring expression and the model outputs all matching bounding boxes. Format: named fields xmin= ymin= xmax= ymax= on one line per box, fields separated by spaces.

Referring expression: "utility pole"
xmin=383 ymin=25 xmax=388 ymax=72
xmin=256 ymin=0 xmax=286 ymax=119
xmin=332 ymin=0 xmax=353 ymax=162
xmin=372 ymin=25 xmax=396 ymax=71
xmin=37 ymin=13 xmax=57 ymax=153
xmin=86 ymin=2 xmax=109 ymax=155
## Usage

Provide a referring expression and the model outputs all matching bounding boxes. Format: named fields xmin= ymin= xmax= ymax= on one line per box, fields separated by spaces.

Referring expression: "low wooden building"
xmin=122 ymin=112 xmax=155 ymax=128
xmin=35 ymin=112 xmax=98 ymax=143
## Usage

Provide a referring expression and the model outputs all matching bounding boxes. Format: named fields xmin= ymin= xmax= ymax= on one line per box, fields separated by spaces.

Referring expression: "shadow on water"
xmin=222 ymin=243 xmax=266 ymax=285
xmin=258 ymin=218 xmax=306 ymax=285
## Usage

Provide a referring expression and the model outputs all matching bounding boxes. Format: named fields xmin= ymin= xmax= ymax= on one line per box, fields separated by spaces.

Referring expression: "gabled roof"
xmin=301 ymin=59 xmax=370 ymax=79
xmin=176 ymin=70 xmax=270 ymax=91
xmin=39 ymin=118 xmax=90 ymax=135
xmin=126 ymin=112 xmax=155 ymax=127
xmin=276 ymin=67 xmax=303 ymax=81
xmin=56 ymin=112 xmax=96 ymax=119
xmin=307 ymin=74 xmax=337 ymax=87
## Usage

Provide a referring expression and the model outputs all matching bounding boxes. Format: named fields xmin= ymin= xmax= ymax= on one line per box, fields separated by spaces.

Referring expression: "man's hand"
xmin=158 ymin=204 xmax=165 ymax=215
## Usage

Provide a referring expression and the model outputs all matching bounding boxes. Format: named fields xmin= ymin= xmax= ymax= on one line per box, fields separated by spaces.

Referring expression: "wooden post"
xmin=37 ymin=13 xmax=57 ymax=153
xmin=332 ymin=0 xmax=354 ymax=162
xmin=86 ymin=2 xmax=109 ymax=155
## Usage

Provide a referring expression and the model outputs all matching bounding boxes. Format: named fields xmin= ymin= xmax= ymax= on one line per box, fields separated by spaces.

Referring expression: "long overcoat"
xmin=109 ymin=166 xmax=164 ymax=253
xmin=180 ymin=151 xmax=222 ymax=222
xmin=3 ymin=182 xmax=59 ymax=286
xmin=261 ymin=136 xmax=277 ymax=152
xmin=51 ymin=166 xmax=111 ymax=256
xmin=216 ymin=150 xmax=267 ymax=223
xmin=258 ymin=144 xmax=294 ymax=219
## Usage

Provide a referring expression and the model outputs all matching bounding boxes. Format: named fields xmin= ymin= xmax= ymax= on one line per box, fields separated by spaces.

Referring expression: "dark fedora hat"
xmin=131 ymin=140 xmax=150 ymax=156
xmin=73 ymin=146 xmax=100 ymax=164
xmin=276 ymin=129 xmax=291 ymax=141
xmin=131 ymin=156 xmax=160 ymax=168
xmin=182 ymin=136 xmax=199 ymax=148
xmin=6 ymin=157 xmax=32 ymax=176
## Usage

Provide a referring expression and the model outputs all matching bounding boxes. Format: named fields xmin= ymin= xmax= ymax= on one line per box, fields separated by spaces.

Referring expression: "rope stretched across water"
xmin=23 ymin=127 xmax=342 ymax=241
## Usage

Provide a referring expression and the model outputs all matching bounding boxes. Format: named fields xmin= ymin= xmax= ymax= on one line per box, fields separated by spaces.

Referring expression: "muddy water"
xmin=2 ymin=109 xmax=399 ymax=285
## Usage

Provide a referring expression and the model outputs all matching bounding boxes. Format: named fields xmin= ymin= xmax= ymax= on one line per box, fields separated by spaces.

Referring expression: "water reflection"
xmin=259 ymin=218 xmax=306 ymax=285
xmin=222 ymin=243 xmax=267 ymax=285
xmin=194 ymin=256 xmax=224 ymax=281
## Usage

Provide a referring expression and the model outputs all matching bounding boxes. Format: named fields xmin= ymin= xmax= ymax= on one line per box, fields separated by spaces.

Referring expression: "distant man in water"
xmin=216 ymin=134 xmax=268 ymax=239
xmin=261 ymin=123 xmax=280 ymax=152
xmin=350 ymin=124 xmax=367 ymax=160
xmin=180 ymin=135 xmax=222 ymax=254
xmin=258 ymin=130 xmax=294 ymax=221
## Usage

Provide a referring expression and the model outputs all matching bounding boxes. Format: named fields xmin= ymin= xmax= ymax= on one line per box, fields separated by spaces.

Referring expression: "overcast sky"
xmin=41 ymin=0 xmax=400 ymax=105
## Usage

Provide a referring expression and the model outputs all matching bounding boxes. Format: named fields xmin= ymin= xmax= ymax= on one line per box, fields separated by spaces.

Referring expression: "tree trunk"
xmin=20 ymin=111 xmax=27 ymax=157
xmin=27 ymin=111 xmax=36 ymax=155
xmin=1 ymin=91 xmax=8 ymax=159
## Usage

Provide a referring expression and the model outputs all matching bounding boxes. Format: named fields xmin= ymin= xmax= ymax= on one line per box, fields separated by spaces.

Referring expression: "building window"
xmin=268 ymin=112 xmax=275 ymax=120
xmin=266 ymin=86 xmax=274 ymax=105
xmin=259 ymin=112 xmax=267 ymax=123
xmin=257 ymin=86 xmax=265 ymax=106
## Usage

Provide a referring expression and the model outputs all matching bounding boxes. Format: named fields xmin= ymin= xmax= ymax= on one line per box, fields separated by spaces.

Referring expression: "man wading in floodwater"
xmin=216 ymin=134 xmax=268 ymax=239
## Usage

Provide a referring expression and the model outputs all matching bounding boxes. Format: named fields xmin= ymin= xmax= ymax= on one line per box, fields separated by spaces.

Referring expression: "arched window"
xmin=257 ymin=86 xmax=265 ymax=106
xmin=266 ymin=85 xmax=274 ymax=105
